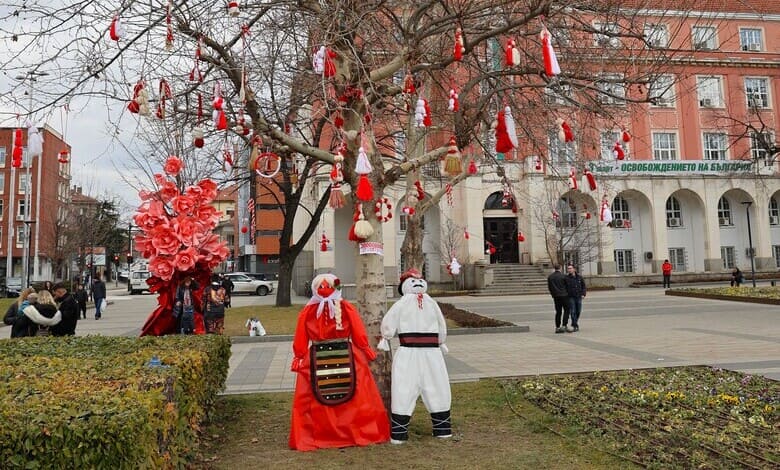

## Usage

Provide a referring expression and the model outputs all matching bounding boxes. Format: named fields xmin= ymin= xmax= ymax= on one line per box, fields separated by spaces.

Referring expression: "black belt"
xmin=398 ymin=333 xmax=439 ymax=348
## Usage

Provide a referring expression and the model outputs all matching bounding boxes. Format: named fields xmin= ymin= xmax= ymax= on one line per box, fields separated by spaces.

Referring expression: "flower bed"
xmin=0 ymin=335 xmax=230 ymax=468
xmin=507 ymin=367 xmax=779 ymax=469
xmin=667 ymin=287 xmax=780 ymax=305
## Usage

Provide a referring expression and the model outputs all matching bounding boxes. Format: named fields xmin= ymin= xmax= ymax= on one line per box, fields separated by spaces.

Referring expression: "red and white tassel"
xmin=613 ymin=142 xmax=625 ymax=160
xmin=557 ymin=118 xmax=574 ymax=142
xmin=128 ymin=80 xmax=150 ymax=116
xmin=540 ymin=24 xmax=561 ymax=76
xmin=323 ymin=48 xmax=337 ymax=78
xmin=505 ymin=39 xmax=520 ymax=67
xmin=165 ymin=1 xmax=173 ymax=51
xmin=353 ymin=204 xmax=374 ymax=240
xmin=109 ymin=15 xmax=124 ymax=41
xmin=213 ymin=83 xmax=227 ymax=130
xmin=622 ymin=130 xmax=631 ymax=143
xmin=517 ymin=231 xmax=526 ymax=242
xmin=454 ymin=27 xmax=464 ymax=61
xmin=600 ymin=198 xmax=613 ymax=224
xmin=189 ymin=37 xmax=203 ymax=83
xmin=467 ymin=158 xmax=478 ymax=175
xmin=495 ymin=106 xmax=517 ymax=153
xmin=415 ymin=98 xmax=431 ymax=127
xmin=227 ymin=1 xmax=240 ymax=17
xmin=583 ymin=169 xmax=597 ymax=192
xmin=12 ymin=128 xmax=24 ymax=168
xmin=329 ymin=184 xmax=345 ymax=209
xmin=448 ymin=88 xmax=459 ymax=112
xmin=156 ymin=79 xmax=173 ymax=120
xmin=568 ymin=168 xmax=578 ymax=190
xmin=354 ymin=146 xmax=374 ymax=202
xmin=193 ymin=126 xmax=204 ymax=148
xmin=403 ymin=73 xmax=416 ymax=95
xmin=320 ymin=233 xmax=329 ymax=252
xmin=534 ymin=156 xmax=543 ymax=171
xmin=444 ymin=136 xmax=462 ymax=176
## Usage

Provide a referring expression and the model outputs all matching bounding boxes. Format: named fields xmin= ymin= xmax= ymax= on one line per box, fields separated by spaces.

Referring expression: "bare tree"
xmin=0 ymin=0 xmax=707 ymax=405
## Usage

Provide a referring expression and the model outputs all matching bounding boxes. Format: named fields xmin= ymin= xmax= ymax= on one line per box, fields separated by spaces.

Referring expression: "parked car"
xmin=224 ymin=273 xmax=274 ymax=296
xmin=244 ymin=272 xmax=279 ymax=290
xmin=128 ymin=271 xmax=152 ymax=295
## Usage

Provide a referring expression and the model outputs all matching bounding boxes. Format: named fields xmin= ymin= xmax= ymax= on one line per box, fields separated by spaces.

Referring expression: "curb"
xmin=665 ymin=290 xmax=780 ymax=305
xmin=229 ymin=324 xmax=531 ymax=343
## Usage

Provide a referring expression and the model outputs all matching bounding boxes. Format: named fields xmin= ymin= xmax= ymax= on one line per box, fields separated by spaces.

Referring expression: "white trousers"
xmin=391 ymin=346 xmax=451 ymax=415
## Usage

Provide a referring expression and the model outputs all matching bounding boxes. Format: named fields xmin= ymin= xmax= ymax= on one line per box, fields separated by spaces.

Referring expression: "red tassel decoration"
xmin=584 ymin=169 xmax=597 ymax=192
xmin=414 ymin=180 xmax=425 ymax=201
xmin=109 ymin=15 xmax=124 ymax=41
xmin=613 ymin=142 xmax=625 ymax=160
xmin=323 ymin=48 xmax=337 ymax=78
xmin=494 ymin=109 xmax=514 ymax=153
xmin=517 ymin=232 xmax=526 ymax=242
xmin=557 ymin=118 xmax=574 ymax=142
xmin=329 ymin=184 xmax=346 ymax=209
xmin=505 ymin=39 xmax=520 ymax=67
xmin=454 ymin=27 xmax=464 ymax=61
xmin=355 ymin=175 xmax=374 ymax=202
xmin=448 ymin=89 xmax=459 ymax=112
xmin=333 ymin=110 xmax=344 ymax=129
xmin=320 ymin=233 xmax=329 ymax=252
xmin=423 ymin=100 xmax=432 ymax=127
xmin=540 ymin=24 xmax=561 ymax=76
xmin=622 ymin=130 xmax=631 ymax=143
xmin=403 ymin=73 xmax=416 ymax=95
xmin=467 ymin=159 xmax=478 ymax=175
xmin=216 ymin=111 xmax=227 ymax=130
xmin=464 ymin=230 xmax=470 ymax=240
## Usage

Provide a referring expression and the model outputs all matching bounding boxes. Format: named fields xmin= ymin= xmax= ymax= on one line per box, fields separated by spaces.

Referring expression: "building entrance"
xmin=483 ymin=217 xmax=519 ymax=264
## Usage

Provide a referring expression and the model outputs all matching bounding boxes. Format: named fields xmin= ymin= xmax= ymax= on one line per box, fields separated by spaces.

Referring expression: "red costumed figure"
xmin=289 ymin=273 xmax=390 ymax=451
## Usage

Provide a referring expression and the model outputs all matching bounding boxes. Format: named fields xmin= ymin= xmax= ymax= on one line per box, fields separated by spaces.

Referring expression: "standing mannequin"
xmin=378 ymin=268 xmax=452 ymax=444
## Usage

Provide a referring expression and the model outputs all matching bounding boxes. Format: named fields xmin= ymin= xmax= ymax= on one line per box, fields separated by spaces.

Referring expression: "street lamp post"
xmin=15 ymin=71 xmax=49 ymax=288
xmin=742 ymin=201 xmax=756 ymax=288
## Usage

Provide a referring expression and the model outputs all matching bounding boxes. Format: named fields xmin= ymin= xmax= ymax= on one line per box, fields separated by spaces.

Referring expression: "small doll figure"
xmin=378 ymin=268 xmax=452 ymax=444
xmin=288 ymin=273 xmax=390 ymax=451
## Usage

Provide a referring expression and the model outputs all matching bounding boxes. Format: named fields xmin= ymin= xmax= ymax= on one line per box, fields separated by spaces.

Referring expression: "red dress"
xmin=289 ymin=299 xmax=390 ymax=451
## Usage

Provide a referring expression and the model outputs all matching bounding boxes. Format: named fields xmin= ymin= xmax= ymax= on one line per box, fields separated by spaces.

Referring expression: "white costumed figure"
xmin=378 ymin=268 xmax=452 ymax=444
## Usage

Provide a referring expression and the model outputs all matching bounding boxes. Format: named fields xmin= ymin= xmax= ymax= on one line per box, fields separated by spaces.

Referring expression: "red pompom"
xmin=467 ymin=159 xmax=478 ymax=175
xmin=517 ymin=232 xmax=526 ymax=242
xmin=241 ymin=226 xmax=248 ymax=234
xmin=622 ymin=131 xmax=631 ymax=143
xmin=355 ymin=174 xmax=374 ymax=202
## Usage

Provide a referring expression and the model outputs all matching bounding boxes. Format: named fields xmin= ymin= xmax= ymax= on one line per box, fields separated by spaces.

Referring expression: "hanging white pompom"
xmin=355 ymin=146 xmax=373 ymax=175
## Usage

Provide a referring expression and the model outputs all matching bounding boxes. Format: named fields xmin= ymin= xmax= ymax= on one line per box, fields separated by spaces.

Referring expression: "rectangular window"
xmin=614 ymin=249 xmax=635 ymax=273
xmin=548 ymin=131 xmax=575 ymax=166
xmin=563 ymin=250 xmax=580 ymax=269
xmin=0 ymin=199 xmax=3 ymax=219
xmin=0 ymin=174 xmax=4 ymax=194
xmin=697 ymin=76 xmax=723 ymax=108
xmin=649 ymin=75 xmax=675 ymax=107
xmin=394 ymin=133 xmax=407 ymax=161
xmin=721 ymin=246 xmax=735 ymax=269
xmin=18 ymin=174 xmax=31 ymax=194
xmin=774 ymin=245 xmax=780 ymax=268
xmin=692 ymin=26 xmax=717 ymax=50
xmin=596 ymin=73 xmax=626 ymax=105
xmin=751 ymin=132 xmax=773 ymax=160
xmin=745 ymin=77 xmax=769 ymax=108
xmin=545 ymin=84 xmax=571 ymax=106
xmin=652 ymin=132 xmax=678 ymax=160
xmin=739 ymin=28 xmax=763 ymax=51
xmin=16 ymin=225 xmax=25 ymax=248
xmin=17 ymin=200 xmax=26 ymax=220
xmin=601 ymin=131 xmax=629 ymax=160
xmin=0 ymin=147 xmax=5 ymax=168
xmin=703 ymin=133 xmax=727 ymax=160
xmin=593 ymin=22 xmax=620 ymax=47
xmin=644 ymin=23 xmax=669 ymax=48
xmin=668 ymin=248 xmax=686 ymax=272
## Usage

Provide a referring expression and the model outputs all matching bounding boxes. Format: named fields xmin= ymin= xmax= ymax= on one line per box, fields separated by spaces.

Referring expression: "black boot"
xmin=431 ymin=410 xmax=452 ymax=438
xmin=390 ymin=413 xmax=411 ymax=443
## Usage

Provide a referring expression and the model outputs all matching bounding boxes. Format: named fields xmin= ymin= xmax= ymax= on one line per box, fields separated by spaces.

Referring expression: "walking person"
xmin=74 ymin=283 xmax=88 ymax=320
xmin=731 ymin=267 xmax=744 ymax=287
xmin=661 ymin=259 xmax=673 ymax=289
xmin=92 ymin=274 xmax=106 ymax=320
xmin=220 ymin=274 xmax=234 ymax=309
xmin=566 ymin=265 xmax=587 ymax=332
xmin=547 ymin=264 xmax=572 ymax=333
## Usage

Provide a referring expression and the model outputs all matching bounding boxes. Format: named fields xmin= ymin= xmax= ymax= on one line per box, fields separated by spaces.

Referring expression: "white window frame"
xmin=601 ymin=130 xmax=629 ymax=160
xmin=596 ymin=73 xmax=626 ymax=105
xmin=666 ymin=196 xmax=682 ymax=227
xmin=18 ymin=174 xmax=31 ymax=194
xmin=563 ymin=250 xmax=580 ymax=269
xmin=0 ymin=199 xmax=3 ymax=219
xmin=717 ymin=197 xmax=733 ymax=226
xmin=0 ymin=174 xmax=4 ymax=194
xmin=739 ymin=28 xmax=763 ymax=51
xmin=548 ymin=131 xmax=575 ymax=167
xmin=15 ymin=225 xmax=24 ymax=248
xmin=593 ymin=22 xmax=620 ymax=48
xmin=750 ymin=131 xmax=774 ymax=161
xmin=649 ymin=75 xmax=675 ymax=107
xmin=0 ymin=147 xmax=5 ymax=168
xmin=769 ymin=197 xmax=779 ymax=224
xmin=773 ymin=245 xmax=780 ymax=268
xmin=697 ymin=76 xmax=723 ymax=108
xmin=17 ymin=199 xmax=26 ymax=220
xmin=614 ymin=249 xmax=635 ymax=273
xmin=692 ymin=25 xmax=717 ymax=50
xmin=721 ymin=246 xmax=736 ymax=269
xmin=558 ymin=197 xmax=579 ymax=229
xmin=611 ymin=196 xmax=630 ymax=221
xmin=668 ymin=247 xmax=686 ymax=272
xmin=745 ymin=77 xmax=770 ymax=109
xmin=702 ymin=132 xmax=727 ymax=160
xmin=653 ymin=132 xmax=678 ymax=161
xmin=394 ymin=133 xmax=407 ymax=161
xmin=644 ymin=23 xmax=669 ymax=48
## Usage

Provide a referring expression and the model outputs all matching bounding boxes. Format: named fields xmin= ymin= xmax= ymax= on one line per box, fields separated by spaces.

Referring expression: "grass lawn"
xmin=0 ymin=298 xmax=17 ymax=314
xmin=224 ymin=303 xmax=461 ymax=337
xmin=195 ymin=380 xmax=635 ymax=469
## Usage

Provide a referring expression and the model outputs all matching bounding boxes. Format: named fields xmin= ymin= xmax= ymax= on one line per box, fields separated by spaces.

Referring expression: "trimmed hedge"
xmin=0 ymin=335 xmax=231 ymax=469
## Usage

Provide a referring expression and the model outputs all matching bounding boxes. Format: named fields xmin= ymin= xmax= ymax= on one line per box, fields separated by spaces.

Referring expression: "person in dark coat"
xmin=175 ymin=276 xmax=200 ymax=334
xmin=92 ymin=274 xmax=107 ymax=319
xmin=11 ymin=291 xmax=61 ymax=338
xmin=565 ymin=264 xmax=587 ymax=332
xmin=3 ymin=288 xmax=36 ymax=332
xmin=74 ymin=284 xmax=89 ymax=320
xmin=51 ymin=282 xmax=79 ymax=336
xmin=547 ymin=265 xmax=572 ymax=334
xmin=220 ymin=274 xmax=234 ymax=309
xmin=731 ymin=267 xmax=744 ymax=287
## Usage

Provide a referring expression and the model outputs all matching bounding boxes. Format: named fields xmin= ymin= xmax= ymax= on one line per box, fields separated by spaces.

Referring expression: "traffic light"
xmin=127 ymin=252 xmax=134 ymax=264
xmin=113 ymin=255 xmax=119 ymax=263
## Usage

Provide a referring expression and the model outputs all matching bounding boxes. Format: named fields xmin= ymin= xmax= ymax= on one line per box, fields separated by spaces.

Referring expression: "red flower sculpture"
xmin=135 ymin=159 xmax=230 ymax=336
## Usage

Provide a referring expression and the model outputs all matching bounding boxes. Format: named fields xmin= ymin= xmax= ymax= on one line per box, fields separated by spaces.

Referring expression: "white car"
xmin=128 ymin=271 xmax=151 ymax=295
xmin=224 ymin=273 xmax=274 ymax=296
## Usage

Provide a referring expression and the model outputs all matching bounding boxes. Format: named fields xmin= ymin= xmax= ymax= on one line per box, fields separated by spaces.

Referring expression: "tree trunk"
xmin=399 ymin=213 xmax=425 ymax=271
xmin=275 ymin=252 xmax=295 ymax=307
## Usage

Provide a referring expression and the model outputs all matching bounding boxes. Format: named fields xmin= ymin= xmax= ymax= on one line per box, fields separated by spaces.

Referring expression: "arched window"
xmin=611 ymin=196 xmax=630 ymax=221
xmin=484 ymin=191 xmax=513 ymax=210
xmin=769 ymin=196 xmax=779 ymax=225
xmin=558 ymin=196 xmax=578 ymax=228
xmin=665 ymin=196 xmax=682 ymax=227
xmin=717 ymin=197 xmax=732 ymax=226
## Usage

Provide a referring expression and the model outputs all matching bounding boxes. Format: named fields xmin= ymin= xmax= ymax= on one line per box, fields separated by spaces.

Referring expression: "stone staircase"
xmin=475 ymin=264 xmax=549 ymax=296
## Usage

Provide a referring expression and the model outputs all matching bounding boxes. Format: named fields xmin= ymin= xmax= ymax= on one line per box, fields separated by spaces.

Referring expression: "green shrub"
xmin=0 ymin=335 xmax=231 ymax=469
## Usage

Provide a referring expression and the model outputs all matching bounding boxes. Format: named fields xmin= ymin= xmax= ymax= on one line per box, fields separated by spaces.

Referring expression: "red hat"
xmin=399 ymin=268 xmax=422 ymax=284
